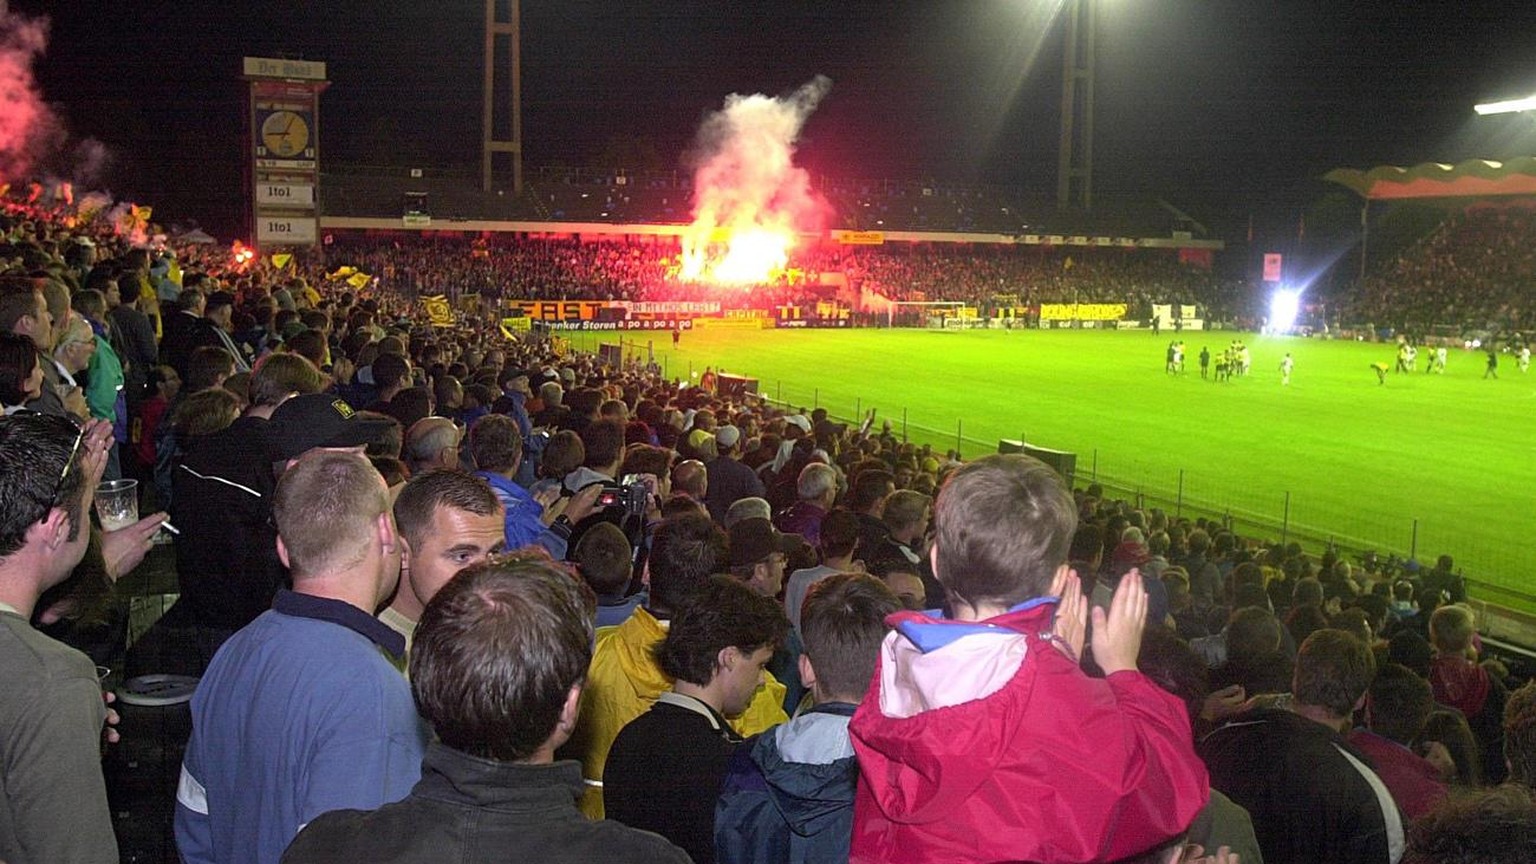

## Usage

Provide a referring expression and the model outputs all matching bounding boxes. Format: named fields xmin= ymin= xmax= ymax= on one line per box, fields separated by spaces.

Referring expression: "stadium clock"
xmin=260 ymin=110 xmax=310 ymax=158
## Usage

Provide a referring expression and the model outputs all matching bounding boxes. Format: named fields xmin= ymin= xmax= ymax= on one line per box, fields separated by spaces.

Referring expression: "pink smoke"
xmin=0 ymin=3 xmax=111 ymax=186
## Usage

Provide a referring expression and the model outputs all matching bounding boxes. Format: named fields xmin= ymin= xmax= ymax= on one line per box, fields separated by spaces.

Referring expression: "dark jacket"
xmin=705 ymin=455 xmax=767 ymax=525
xmin=159 ymin=312 xmax=222 ymax=378
xmin=109 ymin=303 xmax=158 ymax=404
xmin=716 ymin=704 xmax=858 ymax=864
xmin=282 ymin=742 xmax=689 ymax=864
xmin=606 ymin=692 xmax=743 ymax=864
xmin=170 ymin=416 xmax=285 ymax=633
xmin=1201 ymin=707 xmax=1404 ymax=864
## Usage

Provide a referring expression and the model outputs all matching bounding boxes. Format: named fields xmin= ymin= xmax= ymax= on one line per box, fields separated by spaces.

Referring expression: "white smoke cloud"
xmin=681 ymin=76 xmax=833 ymax=283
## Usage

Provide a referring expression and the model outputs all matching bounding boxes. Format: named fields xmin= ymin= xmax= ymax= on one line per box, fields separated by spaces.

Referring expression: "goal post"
xmin=889 ymin=300 xmax=968 ymax=328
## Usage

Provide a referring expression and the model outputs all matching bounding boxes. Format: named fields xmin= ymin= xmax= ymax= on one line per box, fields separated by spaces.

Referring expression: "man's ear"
xmin=378 ymin=512 xmax=397 ymax=556
xmin=797 ymin=653 xmax=817 ymax=693
xmin=33 ymin=505 xmax=70 ymax=552
xmin=717 ymin=645 xmax=740 ymax=674
xmin=558 ymin=684 xmax=582 ymax=735
xmin=275 ymin=534 xmax=291 ymax=569
xmin=928 ymin=542 xmax=941 ymax=581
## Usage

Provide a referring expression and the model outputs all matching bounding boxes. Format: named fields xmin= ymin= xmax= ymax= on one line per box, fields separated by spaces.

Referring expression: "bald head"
xmin=405 ymin=417 xmax=461 ymax=473
xmin=671 ymin=459 xmax=708 ymax=500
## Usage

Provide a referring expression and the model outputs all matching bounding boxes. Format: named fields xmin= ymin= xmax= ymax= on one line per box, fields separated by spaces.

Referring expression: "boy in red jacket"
xmin=848 ymin=454 xmax=1209 ymax=864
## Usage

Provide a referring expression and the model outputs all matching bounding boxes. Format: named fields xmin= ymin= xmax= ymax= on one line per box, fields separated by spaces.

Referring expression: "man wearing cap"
xmin=170 ymin=386 xmax=387 ymax=669
xmin=727 ymin=518 xmax=798 ymax=601
xmin=728 ymin=516 xmax=807 ymax=712
xmin=704 ymin=424 xmax=765 ymax=526
xmin=176 ymin=452 xmax=428 ymax=864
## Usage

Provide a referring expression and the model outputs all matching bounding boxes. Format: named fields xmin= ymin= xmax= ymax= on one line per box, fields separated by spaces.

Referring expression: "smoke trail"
xmin=681 ymin=76 xmax=833 ymax=283
xmin=0 ymin=2 xmax=111 ymax=185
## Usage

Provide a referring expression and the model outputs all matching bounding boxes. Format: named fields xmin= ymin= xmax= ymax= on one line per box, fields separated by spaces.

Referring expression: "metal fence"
xmin=739 ymin=376 xmax=1533 ymax=610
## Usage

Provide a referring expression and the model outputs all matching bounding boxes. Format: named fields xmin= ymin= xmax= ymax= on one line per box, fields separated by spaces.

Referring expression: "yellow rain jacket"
xmin=569 ymin=606 xmax=788 ymax=819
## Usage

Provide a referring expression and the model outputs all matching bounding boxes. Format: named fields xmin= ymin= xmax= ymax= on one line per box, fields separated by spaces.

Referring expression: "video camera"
xmin=596 ymin=474 xmax=650 ymax=517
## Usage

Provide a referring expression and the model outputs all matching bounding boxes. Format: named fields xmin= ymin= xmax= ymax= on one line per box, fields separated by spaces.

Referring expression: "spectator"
xmin=862 ymin=489 xmax=930 ymax=581
xmin=176 ymin=452 xmax=429 ymax=864
xmin=574 ymin=521 xmax=641 ymax=627
xmin=1505 ymin=680 xmax=1536 ymax=789
xmin=1348 ymin=663 xmax=1450 ymax=819
xmin=774 ymin=462 xmax=837 ymax=549
xmin=1428 ymin=604 xmax=1507 ymax=784
xmin=0 ymin=413 xmax=118 ymax=864
xmin=379 ymin=469 xmax=506 ymax=664
xmin=605 ymin=574 xmax=789 ymax=864
xmin=704 ymin=423 xmax=766 ymax=524
xmin=670 ymin=457 xmax=708 ymax=503
xmin=850 ymin=454 xmax=1208 ymax=863
xmin=716 ymin=573 xmax=899 ymax=864
xmin=403 ymin=416 xmax=460 ymax=475
xmin=784 ymin=509 xmax=862 ymax=636
xmin=169 ymin=380 xmax=365 ymax=669
xmin=467 ymin=413 xmax=596 ymax=560
xmin=1401 ymin=784 xmax=1536 ymax=864
xmin=566 ymin=513 xmax=788 ymax=820
xmin=281 ymin=558 xmax=690 ymax=864
xmin=846 ymin=468 xmax=894 ymax=561
xmin=1201 ymin=629 xmax=1404 ymax=864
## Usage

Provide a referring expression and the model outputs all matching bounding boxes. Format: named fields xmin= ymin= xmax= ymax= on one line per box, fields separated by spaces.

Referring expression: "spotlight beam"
xmin=1474 ymin=95 xmax=1536 ymax=115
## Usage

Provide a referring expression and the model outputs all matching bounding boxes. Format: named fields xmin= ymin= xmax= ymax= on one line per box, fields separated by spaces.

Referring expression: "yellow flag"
xmin=347 ymin=272 xmax=372 ymax=289
xmin=423 ymin=295 xmax=453 ymax=327
xmin=327 ymin=266 xmax=357 ymax=281
xmin=271 ymin=253 xmax=293 ymax=269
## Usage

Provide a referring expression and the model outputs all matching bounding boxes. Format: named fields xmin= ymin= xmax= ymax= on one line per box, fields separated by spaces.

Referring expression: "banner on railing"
xmin=1038 ymin=303 xmax=1127 ymax=321
xmin=537 ymin=319 xmax=694 ymax=332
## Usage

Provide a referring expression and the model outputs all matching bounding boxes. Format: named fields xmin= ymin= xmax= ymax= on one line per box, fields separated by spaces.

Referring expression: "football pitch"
xmin=577 ymin=326 xmax=1536 ymax=608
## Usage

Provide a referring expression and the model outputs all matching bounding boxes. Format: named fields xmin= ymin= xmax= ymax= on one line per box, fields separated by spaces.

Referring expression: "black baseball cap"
xmin=267 ymin=394 xmax=394 ymax=460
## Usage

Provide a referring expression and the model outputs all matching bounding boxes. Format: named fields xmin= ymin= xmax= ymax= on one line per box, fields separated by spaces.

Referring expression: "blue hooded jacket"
xmin=715 ymin=703 xmax=858 ymax=864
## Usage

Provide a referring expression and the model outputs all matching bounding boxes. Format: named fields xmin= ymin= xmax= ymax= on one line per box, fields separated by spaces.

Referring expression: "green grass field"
xmin=576 ymin=326 xmax=1536 ymax=607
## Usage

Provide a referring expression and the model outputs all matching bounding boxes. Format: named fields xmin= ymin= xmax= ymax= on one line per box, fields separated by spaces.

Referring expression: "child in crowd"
xmin=715 ymin=573 xmax=900 ymax=864
xmin=848 ymin=454 xmax=1210 ymax=863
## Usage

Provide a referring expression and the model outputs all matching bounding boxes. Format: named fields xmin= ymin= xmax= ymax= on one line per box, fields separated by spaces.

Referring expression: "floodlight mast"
xmin=1057 ymin=0 xmax=1096 ymax=212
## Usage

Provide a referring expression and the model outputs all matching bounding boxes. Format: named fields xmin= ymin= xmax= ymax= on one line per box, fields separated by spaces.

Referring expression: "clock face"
xmin=260 ymin=110 xmax=310 ymax=158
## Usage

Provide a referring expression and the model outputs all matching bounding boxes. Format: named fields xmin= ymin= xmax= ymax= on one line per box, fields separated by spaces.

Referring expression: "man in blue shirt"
xmin=175 ymin=452 xmax=428 ymax=864
xmin=467 ymin=414 xmax=599 ymax=559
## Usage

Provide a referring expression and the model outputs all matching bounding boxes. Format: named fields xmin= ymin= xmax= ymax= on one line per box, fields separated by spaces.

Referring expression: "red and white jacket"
xmin=849 ymin=598 xmax=1209 ymax=864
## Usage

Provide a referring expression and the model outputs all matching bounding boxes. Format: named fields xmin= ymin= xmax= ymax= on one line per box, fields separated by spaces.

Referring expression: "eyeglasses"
xmin=51 ymin=421 xmax=84 ymax=509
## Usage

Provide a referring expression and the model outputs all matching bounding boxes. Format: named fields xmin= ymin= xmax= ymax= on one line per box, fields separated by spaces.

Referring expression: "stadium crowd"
xmin=318 ymin=235 xmax=1254 ymax=322
xmin=1351 ymin=207 xmax=1536 ymax=336
xmin=4 ymin=191 xmax=1536 ymax=864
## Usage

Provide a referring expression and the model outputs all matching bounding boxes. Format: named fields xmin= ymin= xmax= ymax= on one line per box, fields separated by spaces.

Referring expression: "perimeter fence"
xmin=748 ymin=380 xmax=1532 ymax=612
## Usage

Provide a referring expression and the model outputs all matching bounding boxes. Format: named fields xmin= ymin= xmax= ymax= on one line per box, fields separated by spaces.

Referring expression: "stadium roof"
xmin=1324 ymin=158 xmax=1536 ymax=201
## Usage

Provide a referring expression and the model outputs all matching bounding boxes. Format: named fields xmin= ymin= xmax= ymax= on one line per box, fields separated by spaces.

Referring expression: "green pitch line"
xmin=584 ymin=326 xmax=1535 ymax=608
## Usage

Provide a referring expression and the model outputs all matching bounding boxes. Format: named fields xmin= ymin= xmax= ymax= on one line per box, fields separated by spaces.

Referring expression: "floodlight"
xmin=1268 ymin=288 xmax=1300 ymax=333
xmin=1475 ymin=95 xmax=1536 ymax=115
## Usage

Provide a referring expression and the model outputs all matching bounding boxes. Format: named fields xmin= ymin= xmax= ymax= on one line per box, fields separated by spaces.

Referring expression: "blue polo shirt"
xmin=175 ymin=590 xmax=428 ymax=864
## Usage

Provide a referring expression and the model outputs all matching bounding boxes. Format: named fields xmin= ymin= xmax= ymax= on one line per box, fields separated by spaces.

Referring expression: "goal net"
xmin=889 ymin=300 xmax=968 ymax=329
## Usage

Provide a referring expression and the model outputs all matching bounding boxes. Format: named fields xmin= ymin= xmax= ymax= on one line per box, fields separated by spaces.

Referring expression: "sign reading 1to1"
xmin=256 ymin=183 xmax=315 ymax=208
xmin=256 ymin=217 xmax=318 ymax=246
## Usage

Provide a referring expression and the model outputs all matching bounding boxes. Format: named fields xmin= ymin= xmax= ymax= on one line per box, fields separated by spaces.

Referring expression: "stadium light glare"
xmin=1474 ymin=95 xmax=1536 ymax=115
xmin=1268 ymin=288 xmax=1301 ymax=333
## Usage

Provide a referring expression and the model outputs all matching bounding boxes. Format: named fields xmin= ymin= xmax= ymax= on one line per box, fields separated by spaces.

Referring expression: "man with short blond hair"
xmin=177 ymin=452 xmax=427 ymax=864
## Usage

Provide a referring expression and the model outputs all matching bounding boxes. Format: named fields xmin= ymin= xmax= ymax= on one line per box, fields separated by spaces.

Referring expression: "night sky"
xmin=24 ymin=1 xmax=1536 ymax=237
